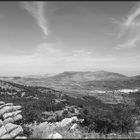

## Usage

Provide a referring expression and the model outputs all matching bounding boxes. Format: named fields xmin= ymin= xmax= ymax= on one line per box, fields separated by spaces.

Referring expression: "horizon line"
xmin=0 ymin=70 xmax=139 ymax=78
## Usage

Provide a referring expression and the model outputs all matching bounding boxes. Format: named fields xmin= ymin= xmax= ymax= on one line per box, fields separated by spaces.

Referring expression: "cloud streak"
xmin=21 ymin=2 xmax=48 ymax=38
xmin=116 ymin=3 xmax=140 ymax=39
xmin=117 ymin=34 xmax=140 ymax=49
xmin=113 ymin=2 xmax=140 ymax=49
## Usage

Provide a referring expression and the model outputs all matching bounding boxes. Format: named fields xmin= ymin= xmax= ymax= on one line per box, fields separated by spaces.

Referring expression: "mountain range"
xmin=0 ymin=70 xmax=140 ymax=92
xmin=45 ymin=70 xmax=128 ymax=81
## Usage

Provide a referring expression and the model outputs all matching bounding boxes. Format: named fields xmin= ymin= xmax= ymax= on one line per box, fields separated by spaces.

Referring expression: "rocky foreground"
xmin=1 ymin=100 xmax=140 ymax=139
xmin=29 ymin=116 xmax=84 ymax=139
xmin=0 ymin=100 xmax=84 ymax=139
xmin=0 ymin=101 xmax=26 ymax=139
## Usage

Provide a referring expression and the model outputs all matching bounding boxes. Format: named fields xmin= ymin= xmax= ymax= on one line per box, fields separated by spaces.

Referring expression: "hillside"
xmin=0 ymin=70 xmax=129 ymax=91
xmin=0 ymin=79 xmax=117 ymax=123
xmin=0 ymin=80 xmax=64 ymax=100
xmin=131 ymin=75 xmax=140 ymax=80
xmin=81 ymin=78 xmax=140 ymax=90
xmin=1 ymin=71 xmax=140 ymax=94
xmin=0 ymin=70 xmax=127 ymax=83
xmin=1 ymin=79 xmax=140 ymax=138
xmin=46 ymin=70 xmax=128 ymax=82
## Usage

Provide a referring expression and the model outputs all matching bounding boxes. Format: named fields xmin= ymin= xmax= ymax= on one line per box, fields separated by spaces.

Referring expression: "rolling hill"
xmin=131 ymin=75 xmax=140 ymax=80
xmin=0 ymin=70 xmax=140 ymax=92
xmin=45 ymin=70 xmax=128 ymax=82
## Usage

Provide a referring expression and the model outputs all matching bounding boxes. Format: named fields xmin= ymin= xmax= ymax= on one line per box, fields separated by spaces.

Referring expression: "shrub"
xmin=62 ymin=110 xmax=69 ymax=118
xmin=22 ymin=102 xmax=42 ymax=123
xmin=22 ymin=125 xmax=33 ymax=138
xmin=78 ymin=104 xmax=138 ymax=134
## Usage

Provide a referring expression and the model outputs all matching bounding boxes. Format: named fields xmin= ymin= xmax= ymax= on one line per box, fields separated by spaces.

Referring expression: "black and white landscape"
xmin=0 ymin=1 xmax=140 ymax=139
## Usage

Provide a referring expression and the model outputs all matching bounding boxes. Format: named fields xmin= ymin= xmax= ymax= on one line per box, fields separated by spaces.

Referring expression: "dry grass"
xmin=29 ymin=121 xmax=57 ymax=138
xmin=24 ymin=121 xmax=140 ymax=139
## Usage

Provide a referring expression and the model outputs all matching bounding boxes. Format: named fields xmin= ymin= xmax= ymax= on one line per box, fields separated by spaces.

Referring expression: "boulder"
xmin=0 ymin=101 xmax=5 ymax=105
xmin=59 ymin=116 xmax=78 ymax=127
xmin=48 ymin=132 xmax=62 ymax=139
xmin=0 ymin=101 xmax=26 ymax=139
xmin=0 ymin=105 xmax=22 ymax=116
xmin=0 ymin=103 xmax=13 ymax=109
xmin=70 ymin=123 xmax=78 ymax=130
xmin=3 ymin=114 xmax=23 ymax=125
xmin=15 ymin=136 xmax=27 ymax=139
xmin=3 ymin=110 xmax=21 ymax=119
xmin=10 ymin=126 xmax=23 ymax=138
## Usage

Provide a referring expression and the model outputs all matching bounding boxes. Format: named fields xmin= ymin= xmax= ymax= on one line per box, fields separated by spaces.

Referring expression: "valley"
xmin=1 ymin=70 xmax=140 ymax=138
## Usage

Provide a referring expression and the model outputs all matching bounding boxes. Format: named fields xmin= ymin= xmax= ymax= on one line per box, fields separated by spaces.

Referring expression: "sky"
xmin=0 ymin=1 xmax=140 ymax=76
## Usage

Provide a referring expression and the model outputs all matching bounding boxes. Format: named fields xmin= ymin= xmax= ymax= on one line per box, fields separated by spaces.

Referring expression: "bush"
xmin=22 ymin=102 xmax=42 ymax=123
xmin=62 ymin=110 xmax=69 ymax=118
xmin=22 ymin=125 xmax=33 ymax=138
xmin=78 ymin=104 xmax=138 ymax=134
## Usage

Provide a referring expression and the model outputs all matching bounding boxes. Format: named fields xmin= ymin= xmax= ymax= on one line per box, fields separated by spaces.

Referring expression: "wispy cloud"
xmin=117 ymin=34 xmax=140 ymax=49
xmin=20 ymin=2 xmax=48 ymax=38
xmin=116 ymin=3 xmax=140 ymax=39
xmin=113 ymin=2 xmax=140 ymax=49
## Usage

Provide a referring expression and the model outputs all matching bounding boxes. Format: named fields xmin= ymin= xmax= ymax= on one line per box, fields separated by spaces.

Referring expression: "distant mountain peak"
xmin=48 ymin=70 xmax=127 ymax=82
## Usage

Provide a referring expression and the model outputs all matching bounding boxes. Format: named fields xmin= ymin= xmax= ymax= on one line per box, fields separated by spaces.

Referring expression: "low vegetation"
xmin=78 ymin=104 xmax=139 ymax=134
xmin=1 ymin=80 xmax=140 ymax=138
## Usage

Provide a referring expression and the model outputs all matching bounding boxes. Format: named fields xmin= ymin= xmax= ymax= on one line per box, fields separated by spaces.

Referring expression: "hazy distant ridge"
xmin=1 ymin=70 xmax=140 ymax=91
xmin=47 ymin=70 xmax=128 ymax=82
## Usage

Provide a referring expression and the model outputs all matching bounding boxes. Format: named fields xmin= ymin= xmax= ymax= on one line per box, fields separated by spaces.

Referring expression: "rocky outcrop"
xmin=55 ymin=116 xmax=78 ymax=128
xmin=0 ymin=101 xmax=26 ymax=139
xmin=31 ymin=116 xmax=83 ymax=139
xmin=48 ymin=132 xmax=62 ymax=139
xmin=70 ymin=123 xmax=78 ymax=130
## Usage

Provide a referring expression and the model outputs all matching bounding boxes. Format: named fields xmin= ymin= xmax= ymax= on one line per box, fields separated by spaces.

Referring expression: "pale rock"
xmin=70 ymin=123 xmax=78 ymax=130
xmin=0 ymin=133 xmax=11 ymax=139
xmin=0 ymin=125 xmax=7 ymax=137
xmin=3 ymin=110 xmax=21 ymax=119
xmin=0 ymin=102 xmax=26 ymax=139
xmin=48 ymin=132 xmax=62 ymax=139
xmin=5 ymin=123 xmax=18 ymax=133
xmin=13 ymin=114 xmax=22 ymax=122
xmin=0 ymin=105 xmax=21 ymax=116
xmin=10 ymin=126 xmax=23 ymax=138
xmin=59 ymin=116 xmax=78 ymax=127
xmin=15 ymin=136 xmax=27 ymax=139
xmin=3 ymin=114 xmax=22 ymax=125
xmin=0 ymin=101 xmax=5 ymax=105
xmin=48 ymin=133 xmax=53 ymax=138
xmin=0 ymin=103 xmax=13 ymax=109
xmin=3 ymin=117 xmax=14 ymax=125
xmin=79 ymin=119 xmax=84 ymax=123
